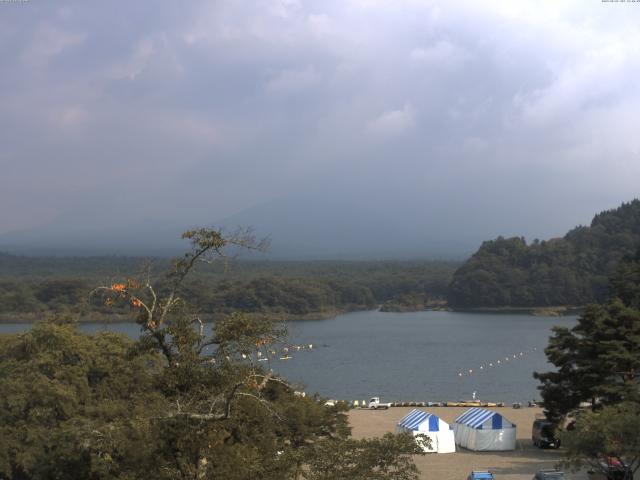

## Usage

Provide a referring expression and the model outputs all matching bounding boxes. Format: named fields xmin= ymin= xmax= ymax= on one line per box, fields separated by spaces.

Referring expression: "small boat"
xmin=279 ymin=356 xmax=292 ymax=361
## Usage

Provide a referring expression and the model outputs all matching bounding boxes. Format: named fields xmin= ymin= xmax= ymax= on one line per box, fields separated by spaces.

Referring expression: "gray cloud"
xmin=1 ymin=0 xmax=639 ymax=256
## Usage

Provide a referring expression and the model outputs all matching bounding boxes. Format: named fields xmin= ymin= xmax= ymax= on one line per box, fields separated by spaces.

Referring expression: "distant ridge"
xmin=448 ymin=199 xmax=640 ymax=308
xmin=0 ymin=190 xmax=482 ymax=259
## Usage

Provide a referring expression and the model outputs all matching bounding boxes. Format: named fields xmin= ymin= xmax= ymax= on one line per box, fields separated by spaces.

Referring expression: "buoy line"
xmin=456 ymin=347 xmax=540 ymax=378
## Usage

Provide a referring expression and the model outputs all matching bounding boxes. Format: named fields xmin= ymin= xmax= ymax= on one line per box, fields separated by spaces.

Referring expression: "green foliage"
xmin=534 ymin=248 xmax=640 ymax=423
xmin=0 ymin=306 xmax=356 ymax=479
xmin=0 ymin=281 xmax=43 ymax=314
xmin=0 ymin=228 xmax=425 ymax=479
xmin=303 ymin=432 xmax=424 ymax=480
xmin=610 ymin=249 xmax=640 ymax=309
xmin=536 ymin=247 xmax=640 ymax=477
xmin=449 ymin=200 xmax=640 ymax=307
xmin=560 ymin=403 xmax=640 ymax=479
xmin=534 ymin=299 xmax=640 ymax=424
xmin=0 ymin=258 xmax=457 ymax=320
xmin=0 ymin=321 xmax=164 ymax=479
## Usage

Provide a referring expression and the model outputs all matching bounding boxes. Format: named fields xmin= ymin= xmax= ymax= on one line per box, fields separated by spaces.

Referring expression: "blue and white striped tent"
xmin=396 ymin=409 xmax=455 ymax=453
xmin=453 ymin=408 xmax=516 ymax=451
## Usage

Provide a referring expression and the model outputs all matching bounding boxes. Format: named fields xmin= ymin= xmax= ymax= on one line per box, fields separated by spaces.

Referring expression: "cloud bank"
xmin=1 ymin=0 xmax=639 ymax=255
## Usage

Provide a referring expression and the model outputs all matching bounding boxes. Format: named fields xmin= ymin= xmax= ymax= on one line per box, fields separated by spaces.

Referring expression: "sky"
xmin=1 ymin=0 xmax=639 ymax=257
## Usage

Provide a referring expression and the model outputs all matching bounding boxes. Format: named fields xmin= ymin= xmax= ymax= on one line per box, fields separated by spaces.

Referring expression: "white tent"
xmin=453 ymin=407 xmax=516 ymax=451
xmin=396 ymin=409 xmax=456 ymax=453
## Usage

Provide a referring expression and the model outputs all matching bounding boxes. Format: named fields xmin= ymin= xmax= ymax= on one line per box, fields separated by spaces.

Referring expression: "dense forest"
xmin=0 ymin=255 xmax=457 ymax=321
xmin=448 ymin=199 xmax=640 ymax=308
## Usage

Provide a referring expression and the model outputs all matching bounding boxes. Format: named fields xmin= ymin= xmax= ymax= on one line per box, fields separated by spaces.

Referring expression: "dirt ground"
xmin=349 ymin=406 xmax=589 ymax=480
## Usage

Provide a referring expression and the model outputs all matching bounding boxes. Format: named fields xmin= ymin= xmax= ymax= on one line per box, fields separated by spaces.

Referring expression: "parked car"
xmin=467 ymin=471 xmax=495 ymax=480
xmin=533 ymin=469 xmax=565 ymax=480
xmin=532 ymin=419 xmax=561 ymax=448
xmin=368 ymin=397 xmax=392 ymax=409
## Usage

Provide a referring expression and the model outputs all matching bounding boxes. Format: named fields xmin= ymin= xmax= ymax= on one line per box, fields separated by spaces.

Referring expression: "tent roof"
xmin=397 ymin=409 xmax=445 ymax=432
xmin=454 ymin=407 xmax=513 ymax=429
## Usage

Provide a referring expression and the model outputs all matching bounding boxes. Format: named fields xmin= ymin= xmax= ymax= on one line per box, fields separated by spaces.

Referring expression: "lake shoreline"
xmin=0 ymin=309 xmax=357 ymax=324
xmin=450 ymin=305 xmax=584 ymax=316
xmin=0 ymin=304 xmax=583 ymax=324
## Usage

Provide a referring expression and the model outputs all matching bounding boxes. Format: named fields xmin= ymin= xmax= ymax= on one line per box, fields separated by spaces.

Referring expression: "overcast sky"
xmin=1 ymin=0 xmax=639 ymax=255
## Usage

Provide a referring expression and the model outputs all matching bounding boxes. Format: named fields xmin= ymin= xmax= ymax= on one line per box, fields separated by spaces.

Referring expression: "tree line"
xmin=449 ymin=199 xmax=640 ymax=308
xmin=0 ymin=256 xmax=457 ymax=321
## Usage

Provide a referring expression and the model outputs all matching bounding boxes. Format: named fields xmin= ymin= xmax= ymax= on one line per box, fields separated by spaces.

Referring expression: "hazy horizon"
xmin=0 ymin=197 xmax=635 ymax=259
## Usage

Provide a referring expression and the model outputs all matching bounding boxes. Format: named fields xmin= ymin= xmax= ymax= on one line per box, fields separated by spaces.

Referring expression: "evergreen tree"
xmin=534 ymin=248 xmax=640 ymax=424
xmin=536 ymin=248 xmax=640 ymax=478
xmin=534 ymin=300 xmax=640 ymax=423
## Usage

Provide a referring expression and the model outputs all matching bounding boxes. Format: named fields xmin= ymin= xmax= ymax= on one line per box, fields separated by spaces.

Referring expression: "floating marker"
xmin=454 ymin=344 xmax=545 ymax=380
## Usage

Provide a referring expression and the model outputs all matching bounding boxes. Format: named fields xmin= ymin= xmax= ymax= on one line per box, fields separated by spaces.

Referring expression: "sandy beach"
xmin=349 ymin=406 xmax=588 ymax=480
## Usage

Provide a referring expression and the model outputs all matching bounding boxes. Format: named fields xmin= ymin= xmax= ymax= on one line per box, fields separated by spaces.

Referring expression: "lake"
xmin=0 ymin=310 xmax=575 ymax=404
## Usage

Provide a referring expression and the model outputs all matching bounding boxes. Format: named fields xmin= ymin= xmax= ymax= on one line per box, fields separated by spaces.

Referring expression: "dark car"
xmin=532 ymin=419 xmax=560 ymax=448
xmin=467 ymin=471 xmax=495 ymax=480
xmin=533 ymin=470 xmax=565 ymax=480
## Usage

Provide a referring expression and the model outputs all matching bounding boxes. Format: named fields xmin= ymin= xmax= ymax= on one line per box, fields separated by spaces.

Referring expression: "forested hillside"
xmin=0 ymin=256 xmax=457 ymax=321
xmin=448 ymin=200 xmax=640 ymax=308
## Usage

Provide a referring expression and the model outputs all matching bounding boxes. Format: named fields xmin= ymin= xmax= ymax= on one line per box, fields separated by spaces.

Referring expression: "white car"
xmin=369 ymin=397 xmax=392 ymax=409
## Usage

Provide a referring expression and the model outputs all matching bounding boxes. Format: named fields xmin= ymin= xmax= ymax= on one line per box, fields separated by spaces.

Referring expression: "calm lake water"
xmin=0 ymin=310 xmax=575 ymax=403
